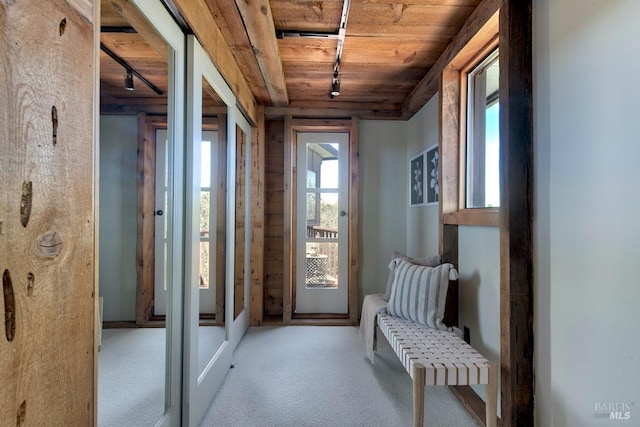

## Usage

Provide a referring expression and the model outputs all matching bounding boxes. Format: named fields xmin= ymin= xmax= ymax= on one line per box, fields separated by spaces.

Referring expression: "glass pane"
xmin=305 ymin=242 xmax=339 ymax=288
xmin=307 ymin=169 xmax=317 ymax=188
xmin=314 ymin=192 xmax=339 ymax=237
xmin=306 ymin=193 xmax=317 ymax=222
xmin=466 ymin=49 xmax=500 ymax=208
xmin=320 ymin=158 xmax=338 ymax=189
xmin=306 ymin=195 xmax=339 ymax=239
xmin=306 ymin=143 xmax=339 ymax=191
xmin=201 ymin=139 xmax=211 ymax=188
xmin=198 ymin=76 xmax=227 ymax=376
xmin=485 ymin=102 xmax=500 ymax=207
xmin=199 ymin=241 xmax=210 ymax=289
xmin=200 ymin=191 xmax=210 ymax=236
xmin=98 ymin=2 xmax=170 ymax=426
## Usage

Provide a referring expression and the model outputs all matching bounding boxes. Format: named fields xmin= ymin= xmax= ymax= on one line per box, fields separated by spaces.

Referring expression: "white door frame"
xmin=295 ymin=132 xmax=349 ymax=314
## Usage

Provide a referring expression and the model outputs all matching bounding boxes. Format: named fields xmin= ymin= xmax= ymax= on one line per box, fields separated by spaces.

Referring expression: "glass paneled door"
xmin=295 ymin=132 xmax=349 ymax=314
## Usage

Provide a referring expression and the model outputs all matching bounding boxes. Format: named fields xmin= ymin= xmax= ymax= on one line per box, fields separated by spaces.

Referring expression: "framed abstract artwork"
xmin=425 ymin=144 xmax=439 ymax=205
xmin=409 ymin=151 xmax=425 ymax=207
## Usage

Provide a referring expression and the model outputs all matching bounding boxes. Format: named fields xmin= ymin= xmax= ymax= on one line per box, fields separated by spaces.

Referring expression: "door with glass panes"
xmin=295 ymin=132 xmax=349 ymax=314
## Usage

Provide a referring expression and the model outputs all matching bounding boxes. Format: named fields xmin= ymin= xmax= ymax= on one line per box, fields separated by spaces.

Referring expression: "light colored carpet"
xmin=98 ymin=328 xmax=166 ymax=427
xmin=98 ymin=326 xmax=225 ymax=427
xmin=199 ymin=326 xmax=480 ymax=427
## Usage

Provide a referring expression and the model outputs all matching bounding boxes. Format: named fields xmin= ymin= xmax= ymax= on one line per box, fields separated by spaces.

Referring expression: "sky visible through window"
xmin=485 ymin=103 xmax=500 ymax=207
xmin=201 ymin=139 xmax=211 ymax=188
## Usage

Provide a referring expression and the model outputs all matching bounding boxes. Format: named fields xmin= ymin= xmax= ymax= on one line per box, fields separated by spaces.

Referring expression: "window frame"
xmin=440 ymin=25 xmax=501 ymax=227
xmin=464 ymin=47 xmax=500 ymax=209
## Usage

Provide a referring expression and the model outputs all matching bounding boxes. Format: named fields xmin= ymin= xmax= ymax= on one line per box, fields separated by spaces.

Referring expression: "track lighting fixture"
xmin=328 ymin=0 xmax=351 ymax=99
xmin=124 ymin=70 xmax=134 ymax=91
xmin=330 ymin=75 xmax=340 ymax=98
xmin=100 ymin=43 xmax=164 ymax=95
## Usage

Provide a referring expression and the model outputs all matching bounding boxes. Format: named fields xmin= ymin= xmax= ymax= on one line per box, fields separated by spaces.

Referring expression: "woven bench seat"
xmin=377 ymin=313 xmax=497 ymax=427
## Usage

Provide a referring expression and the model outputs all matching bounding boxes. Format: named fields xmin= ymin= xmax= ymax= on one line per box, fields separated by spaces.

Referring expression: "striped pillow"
xmin=387 ymin=259 xmax=454 ymax=330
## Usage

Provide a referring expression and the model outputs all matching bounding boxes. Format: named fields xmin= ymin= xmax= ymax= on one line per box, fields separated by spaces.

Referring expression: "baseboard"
xmin=261 ymin=317 xmax=357 ymax=326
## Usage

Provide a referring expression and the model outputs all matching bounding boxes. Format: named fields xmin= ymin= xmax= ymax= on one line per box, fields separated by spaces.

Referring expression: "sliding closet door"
xmin=97 ymin=2 xmax=184 ymax=427
xmin=184 ymin=36 xmax=236 ymax=426
xmin=132 ymin=3 xmax=185 ymax=427
xmin=229 ymin=107 xmax=251 ymax=347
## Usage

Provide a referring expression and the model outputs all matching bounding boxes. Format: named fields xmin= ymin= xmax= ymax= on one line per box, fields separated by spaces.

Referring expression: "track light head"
xmin=330 ymin=77 xmax=340 ymax=98
xmin=124 ymin=70 xmax=134 ymax=91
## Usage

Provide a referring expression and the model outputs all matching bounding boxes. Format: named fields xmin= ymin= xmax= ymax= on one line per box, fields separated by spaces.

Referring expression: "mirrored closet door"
xmin=98 ymin=1 xmax=184 ymax=426
xmin=183 ymin=35 xmax=250 ymax=426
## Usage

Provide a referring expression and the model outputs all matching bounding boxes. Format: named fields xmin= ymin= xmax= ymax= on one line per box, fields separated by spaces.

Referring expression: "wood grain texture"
xmin=499 ymin=1 xmax=534 ymax=425
xmin=282 ymin=115 xmax=293 ymax=321
xmin=173 ymin=0 xmax=258 ymax=124
xmin=348 ymin=117 xmax=360 ymax=323
xmin=216 ymin=117 xmax=228 ymax=320
xmin=264 ymin=120 xmax=285 ymax=317
xmin=402 ymin=0 xmax=503 ymax=117
xmin=234 ymin=125 xmax=247 ymax=319
xmin=266 ymin=106 xmax=402 ymax=120
xmin=202 ymin=0 xmax=271 ymax=105
xmin=233 ymin=0 xmax=288 ymax=106
xmin=443 ymin=209 xmax=501 ymax=226
xmin=135 ymin=114 xmax=156 ymax=325
xmin=107 ymin=0 xmax=168 ymax=60
xmin=249 ymin=106 xmax=266 ymax=325
xmin=0 ymin=0 xmax=96 ymax=425
xmin=439 ymin=69 xmax=461 ymax=217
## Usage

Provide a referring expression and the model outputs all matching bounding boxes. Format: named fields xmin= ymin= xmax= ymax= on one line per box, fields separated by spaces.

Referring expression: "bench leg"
xmin=486 ymin=363 xmax=498 ymax=427
xmin=413 ymin=363 xmax=425 ymax=427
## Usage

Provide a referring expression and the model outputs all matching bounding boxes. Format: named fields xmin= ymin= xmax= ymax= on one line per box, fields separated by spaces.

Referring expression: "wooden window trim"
xmin=439 ymin=1 xmax=534 ymax=426
xmin=443 ymin=209 xmax=500 ymax=227
xmin=441 ymin=13 xmax=500 ymax=227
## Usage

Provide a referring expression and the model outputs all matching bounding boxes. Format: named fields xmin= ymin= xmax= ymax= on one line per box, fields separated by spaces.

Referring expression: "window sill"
xmin=442 ymin=208 xmax=500 ymax=227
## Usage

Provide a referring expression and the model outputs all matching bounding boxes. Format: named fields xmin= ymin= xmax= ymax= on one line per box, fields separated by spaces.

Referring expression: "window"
xmin=465 ymin=48 xmax=499 ymax=208
xmin=439 ymin=11 xmax=499 ymax=226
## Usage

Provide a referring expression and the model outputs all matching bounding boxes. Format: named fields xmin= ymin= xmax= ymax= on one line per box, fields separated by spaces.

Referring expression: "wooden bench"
xmin=377 ymin=313 xmax=497 ymax=427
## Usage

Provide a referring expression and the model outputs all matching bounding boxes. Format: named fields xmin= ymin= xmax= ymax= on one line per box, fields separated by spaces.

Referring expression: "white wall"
xmin=458 ymin=225 xmax=501 ymax=414
xmin=359 ymin=120 xmax=408 ymax=299
xmin=406 ymin=96 xmax=440 ymax=258
xmin=99 ymin=115 xmax=138 ymax=322
xmin=535 ymin=0 xmax=640 ymax=425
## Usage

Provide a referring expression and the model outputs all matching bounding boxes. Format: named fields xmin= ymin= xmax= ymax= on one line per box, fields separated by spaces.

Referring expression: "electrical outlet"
xmin=463 ymin=326 xmax=471 ymax=344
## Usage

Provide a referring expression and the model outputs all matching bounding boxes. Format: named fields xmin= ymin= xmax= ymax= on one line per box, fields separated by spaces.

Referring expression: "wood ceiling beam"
xmin=173 ymin=0 xmax=257 ymax=124
xmin=107 ymin=0 xmax=169 ymax=61
xmin=265 ymin=106 xmax=402 ymax=121
xmin=400 ymin=0 xmax=504 ymax=119
xmin=233 ymin=0 xmax=289 ymax=107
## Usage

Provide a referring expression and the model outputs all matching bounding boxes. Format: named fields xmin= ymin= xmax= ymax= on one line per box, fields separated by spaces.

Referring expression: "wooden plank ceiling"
xmin=100 ymin=0 xmax=481 ymax=119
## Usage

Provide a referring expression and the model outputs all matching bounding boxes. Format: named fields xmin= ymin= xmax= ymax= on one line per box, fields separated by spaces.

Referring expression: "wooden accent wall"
xmin=249 ymin=107 xmax=265 ymax=325
xmin=0 ymin=1 xmax=97 ymax=425
xmin=263 ymin=120 xmax=285 ymax=317
xmin=437 ymin=0 xmax=533 ymax=424
xmin=136 ymin=113 xmax=156 ymax=325
xmin=234 ymin=125 xmax=247 ymax=319
xmin=499 ymin=1 xmax=534 ymax=424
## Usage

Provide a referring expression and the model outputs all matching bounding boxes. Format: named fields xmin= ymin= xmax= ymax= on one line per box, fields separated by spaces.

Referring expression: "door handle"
xmin=339 ymin=210 xmax=347 ymax=217
xmin=155 ymin=209 xmax=164 ymax=216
